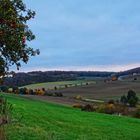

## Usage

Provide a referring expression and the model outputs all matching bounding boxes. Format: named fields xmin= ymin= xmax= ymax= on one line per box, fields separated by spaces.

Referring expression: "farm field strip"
xmin=58 ymin=80 xmax=140 ymax=100
xmin=21 ymin=80 xmax=140 ymax=105
xmin=22 ymin=80 xmax=96 ymax=90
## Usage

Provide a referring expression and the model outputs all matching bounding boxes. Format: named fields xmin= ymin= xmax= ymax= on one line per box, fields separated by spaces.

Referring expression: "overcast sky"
xmin=17 ymin=0 xmax=140 ymax=72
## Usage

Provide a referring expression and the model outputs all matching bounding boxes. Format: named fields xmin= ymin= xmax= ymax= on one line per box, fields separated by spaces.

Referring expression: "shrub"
xmin=128 ymin=97 xmax=138 ymax=107
xmin=96 ymin=104 xmax=106 ymax=113
xmin=74 ymin=95 xmax=82 ymax=100
xmin=8 ymin=88 xmax=13 ymax=93
xmin=0 ymin=86 xmax=9 ymax=93
xmin=12 ymin=86 xmax=18 ymax=92
xmin=54 ymin=92 xmax=63 ymax=97
xmin=0 ymin=96 xmax=13 ymax=140
xmin=35 ymin=89 xmax=45 ymax=96
xmin=134 ymin=78 xmax=137 ymax=81
xmin=54 ymin=86 xmax=57 ymax=90
xmin=115 ymin=104 xmax=128 ymax=115
xmin=134 ymin=106 xmax=140 ymax=118
xmin=96 ymin=104 xmax=116 ymax=114
xmin=86 ymin=83 xmax=89 ymax=85
xmin=12 ymin=86 xmax=19 ymax=94
xmin=127 ymin=90 xmax=139 ymax=107
xmin=127 ymin=90 xmax=136 ymax=100
xmin=72 ymin=104 xmax=83 ymax=109
xmin=65 ymin=85 xmax=68 ymax=88
xmin=120 ymin=95 xmax=127 ymax=105
xmin=104 ymin=104 xmax=116 ymax=114
xmin=42 ymin=88 xmax=46 ymax=92
xmin=81 ymin=104 xmax=95 ymax=112
xmin=108 ymin=100 xmax=115 ymax=104
xmin=19 ymin=88 xmax=27 ymax=95
xmin=120 ymin=90 xmax=139 ymax=107
xmin=96 ymin=103 xmax=128 ymax=115
xmin=0 ymin=96 xmax=13 ymax=126
xmin=28 ymin=89 xmax=34 ymax=95
xmin=46 ymin=92 xmax=53 ymax=96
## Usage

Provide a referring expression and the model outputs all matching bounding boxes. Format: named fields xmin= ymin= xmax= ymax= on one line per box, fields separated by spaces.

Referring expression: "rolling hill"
xmin=4 ymin=94 xmax=140 ymax=140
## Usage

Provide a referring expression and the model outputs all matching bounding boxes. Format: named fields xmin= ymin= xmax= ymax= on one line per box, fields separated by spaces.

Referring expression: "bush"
xmin=35 ymin=89 xmax=45 ymax=96
xmin=12 ymin=86 xmax=18 ymax=92
xmin=19 ymin=88 xmax=27 ymax=95
xmin=120 ymin=90 xmax=139 ymax=107
xmin=0 ymin=96 xmax=13 ymax=126
xmin=127 ymin=90 xmax=139 ymax=107
xmin=96 ymin=104 xmax=116 ymax=114
xmin=96 ymin=104 xmax=106 ymax=113
xmin=86 ymin=83 xmax=89 ymax=85
xmin=127 ymin=90 xmax=136 ymax=100
xmin=128 ymin=97 xmax=138 ymax=107
xmin=8 ymin=88 xmax=13 ymax=93
xmin=72 ymin=104 xmax=83 ymax=109
xmin=104 ymin=104 xmax=116 ymax=114
xmin=65 ymin=85 xmax=68 ymax=88
xmin=54 ymin=86 xmax=57 ymax=90
xmin=120 ymin=95 xmax=127 ymax=105
xmin=28 ymin=89 xmax=34 ymax=95
xmin=0 ymin=86 xmax=9 ymax=93
xmin=42 ymin=88 xmax=46 ymax=92
xmin=115 ymin=104 xmax=128 ymax=115
xmin=81 ymin=104 xmax=95 ymax=112
xmin=12 ymin=86 xmax=19 ymax=94
xmin=108 ymin=100 xmax=115 ymax=104
xmin=0 ymin=96 xmax=13 ymax=140
xmin=74 ymin=95 xmax=82 ymax=100
xmin=134 ymin=106 xmax=140 ymax=118
xmin=134 ymin=78 xmax=137 ymax=81
xmin=54 ymin=92 xmax=63 ymax=97
xmin=96 ymin=103 xmax=128 ymax=115
xmin=46 ymin=92 xmax=53 ymax=96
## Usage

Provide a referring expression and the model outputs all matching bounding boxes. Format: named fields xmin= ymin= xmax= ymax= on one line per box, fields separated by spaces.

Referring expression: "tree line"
xmin=3 ymin=71 xmax=114 ymax=86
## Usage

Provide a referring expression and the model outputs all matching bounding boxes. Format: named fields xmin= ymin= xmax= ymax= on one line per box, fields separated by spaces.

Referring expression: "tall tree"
xmin=0 ymin=0 xmax=39 ymax=77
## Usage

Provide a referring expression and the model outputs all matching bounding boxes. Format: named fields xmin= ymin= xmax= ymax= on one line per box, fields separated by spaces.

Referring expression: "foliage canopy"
xmin=0 ymin=0 xmax=39 ymax=76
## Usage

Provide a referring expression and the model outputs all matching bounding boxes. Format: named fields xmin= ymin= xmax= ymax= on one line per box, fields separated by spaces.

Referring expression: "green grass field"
xmin=3 ymin=94 xmax=140 ymax=140
xmin=22 ymin=80 xmax=95 ymax=90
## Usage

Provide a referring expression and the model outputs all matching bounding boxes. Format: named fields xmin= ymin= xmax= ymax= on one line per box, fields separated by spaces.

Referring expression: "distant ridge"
xmin=117 ymin=67 xmax=140 ymax=76
xmin=3 ymin=67 xmax=140 ymax=87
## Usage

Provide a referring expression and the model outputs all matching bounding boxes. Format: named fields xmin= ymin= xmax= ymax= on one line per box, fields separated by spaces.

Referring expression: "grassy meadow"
xmin=3 ymin=94 xmax=140 ymax=140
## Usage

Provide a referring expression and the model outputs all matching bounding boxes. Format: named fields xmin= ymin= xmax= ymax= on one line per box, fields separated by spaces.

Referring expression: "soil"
xmin=17 ymin=80 xmax=140 ymax=106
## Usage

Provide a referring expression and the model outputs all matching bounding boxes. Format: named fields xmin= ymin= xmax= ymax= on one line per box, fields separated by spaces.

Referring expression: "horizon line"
xmin=13 ymin=63 xmax=140 ymax=73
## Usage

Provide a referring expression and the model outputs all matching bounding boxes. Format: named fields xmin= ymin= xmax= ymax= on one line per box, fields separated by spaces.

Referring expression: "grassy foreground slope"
xmin=4 ymin=94 xmax=140 ymax=140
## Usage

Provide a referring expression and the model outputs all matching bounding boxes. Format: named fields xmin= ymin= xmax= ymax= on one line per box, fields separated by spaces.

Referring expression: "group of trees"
xmin=4 ymin=71 xmax=78 ymax=86
xmin=0 ymin=85 xmax=45 ymax=95
xmin=3 ymin=71 xmax=114 ymax=87
xmin=120 ymin=90 xmax=139 ymax=107
xmin=0 ymin=85 xmax=63 ymax=97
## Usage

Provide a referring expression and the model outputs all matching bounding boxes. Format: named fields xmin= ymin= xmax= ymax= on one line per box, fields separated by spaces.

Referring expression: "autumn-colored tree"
xmin=0 ymin=0 xmax=39 ymax=77
xmin=35 ymin=89 xmax=45 ymax=96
